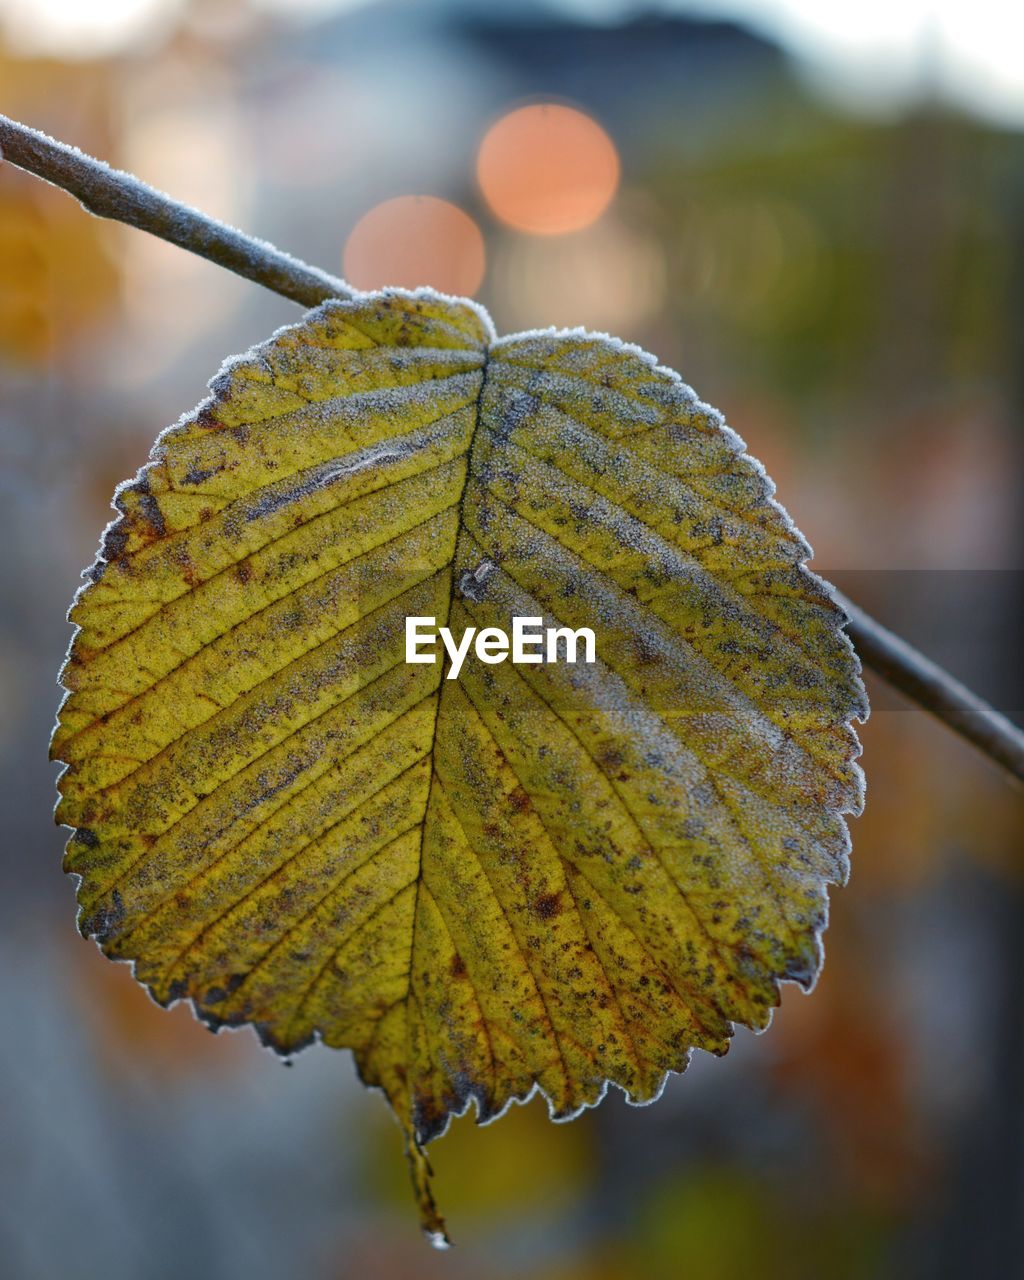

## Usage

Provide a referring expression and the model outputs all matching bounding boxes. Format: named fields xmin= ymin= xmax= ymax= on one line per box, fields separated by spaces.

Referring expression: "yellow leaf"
xmin=52 ymin=290 xmax=866 ymax=1243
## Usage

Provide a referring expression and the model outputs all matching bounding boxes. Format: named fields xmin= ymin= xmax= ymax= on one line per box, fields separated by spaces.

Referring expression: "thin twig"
xmin=3 ymin=113 xmax=1023 ymax=785
xmin=0 ymin=114 xmax=353 ymax=308
xmin=837 ymin=591 xmax=1024 ymax=785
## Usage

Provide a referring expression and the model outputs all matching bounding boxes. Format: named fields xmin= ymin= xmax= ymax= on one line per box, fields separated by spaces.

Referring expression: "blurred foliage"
xmin=627 ymin=1167 xmax=887 ymax=1279
xmin=363 ymin=1091 xmax=593 ymax=1231
xmin=0 ymin=50 xmax=120 ymax=364
xmin=651 ymin=112 xmax=1020 ymax=417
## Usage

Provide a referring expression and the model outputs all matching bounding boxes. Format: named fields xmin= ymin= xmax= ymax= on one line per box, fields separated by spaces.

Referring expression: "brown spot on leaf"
xmin=413 ymin=1090 xmax=446 ymax=1143
xmin=101 ymin=523 xmax=129 ymax=562
xmin=509 ymin=786 xmax=531 ymax=813
xmin=182 ymin=462 xmax=225 ymax=486
xmin=173 ymin=547 xmax=200 ymax=587
xmin=533 ymin=892 xmax=562 ymax=920
xmin=600 ymin=747 xmax=624 ymax=771
xmin=195 ymin=406 xmax=221 ymax=430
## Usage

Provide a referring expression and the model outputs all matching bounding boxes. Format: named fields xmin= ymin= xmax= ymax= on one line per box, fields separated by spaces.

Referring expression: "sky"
xmin=1 ymin=0 xmax=1023 ymax=130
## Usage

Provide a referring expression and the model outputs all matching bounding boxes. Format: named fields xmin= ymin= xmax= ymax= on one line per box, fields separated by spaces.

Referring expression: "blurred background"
xmin=1 ymin=1 xmax=1023 ymax=1276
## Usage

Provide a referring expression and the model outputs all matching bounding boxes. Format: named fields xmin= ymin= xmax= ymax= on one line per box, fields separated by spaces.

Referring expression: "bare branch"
xmin=3 ymin=113 xmax=1023 ymax=784
xmin=0 ymin=113 xmax=353 ymax=308
xmin=837 ymin=591 xmax=1024 ymax=785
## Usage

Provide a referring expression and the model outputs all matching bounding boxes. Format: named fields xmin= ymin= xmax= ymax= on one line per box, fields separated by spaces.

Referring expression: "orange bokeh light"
xmin=477 ymin=104 xmax=620 ymax=236
xmin=342 ymin=195 xmax=486 ymax=296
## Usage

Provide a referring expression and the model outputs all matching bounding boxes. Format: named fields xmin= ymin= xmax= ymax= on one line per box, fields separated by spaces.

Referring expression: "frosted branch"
xmin=837 ymin=591 xmax=1024 ymax=785
xmin=0 ymin=113 xmax=353 ymax=308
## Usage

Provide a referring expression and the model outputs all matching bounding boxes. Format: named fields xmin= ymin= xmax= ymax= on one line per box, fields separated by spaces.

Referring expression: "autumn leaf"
xmin=52 ymin=289 xmax=866 ymax=1244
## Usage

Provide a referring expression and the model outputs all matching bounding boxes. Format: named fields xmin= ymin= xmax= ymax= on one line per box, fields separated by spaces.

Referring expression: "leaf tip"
xmin=424 ymin=1228 xmax=453 ymax=1251
xmin=406 ymin=1130 xmax=452 ymax=1248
